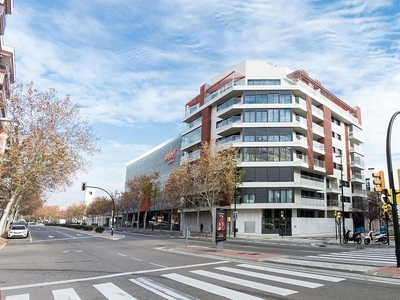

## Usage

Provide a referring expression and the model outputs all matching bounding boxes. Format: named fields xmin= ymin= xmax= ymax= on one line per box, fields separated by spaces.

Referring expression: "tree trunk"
xmin=0 ymin=197 xmax=15 ymax=235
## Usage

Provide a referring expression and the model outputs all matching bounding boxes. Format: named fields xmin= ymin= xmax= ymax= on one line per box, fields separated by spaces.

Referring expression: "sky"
xmin=5 ymin=0 xmax=400 ymax=206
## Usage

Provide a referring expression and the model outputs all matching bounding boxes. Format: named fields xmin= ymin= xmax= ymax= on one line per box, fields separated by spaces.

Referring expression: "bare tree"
xmin=0 ymin=83 xmax=100 ymax=234
xmin=351 ymin=191 xmax=381 ymax=230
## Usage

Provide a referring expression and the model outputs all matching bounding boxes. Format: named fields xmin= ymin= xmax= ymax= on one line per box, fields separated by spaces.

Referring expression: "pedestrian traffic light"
xmin=81 ymin=182 xmax=86 ymax=191
xmin=280 ymin=210 xmax=284 ymax=218
xmin=372 ymin=171 xmax=386 ymax=193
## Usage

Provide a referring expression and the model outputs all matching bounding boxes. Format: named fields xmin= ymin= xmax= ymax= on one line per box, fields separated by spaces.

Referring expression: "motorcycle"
xmin=364 ymin=230 xmax=388 ymax=245
xmin=343 ymin=229 xmax=362 ymax=244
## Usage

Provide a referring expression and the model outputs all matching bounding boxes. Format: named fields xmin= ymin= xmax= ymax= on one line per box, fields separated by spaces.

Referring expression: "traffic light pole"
xmin=385 ymin=111 xmax=400 ymax=267
xmin=82 ymin=183 xmax=116 ymax=232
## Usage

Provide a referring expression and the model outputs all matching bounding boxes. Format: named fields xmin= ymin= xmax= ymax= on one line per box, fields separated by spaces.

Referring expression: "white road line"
xmin=0 ymin=261 xmax=229 ymax=291
xmin=117 ymin=253 xmax=127 ymax=257
xmin=238 ymin=264 xmax=344 ymax=282
xmin=52 ymin=288 xmax=81 ymax=300
xmin=149 ymin=262 xmax=167 ymax=268
xmin=94 ymin=282 xmax=137 ymax=300
xmin=163 ymin=273 xmax=268 ymax=300
xmin=307 ymin=255 xmax=394 ymax=264
xmin=131 ymin=277 xmax=197 ymax=300
xmin=131 ymin=257 xmax=142 ymax=261
xmin=5 ymin=294 xmax=29 ymax=300
xmin=215 ymin=266 xmax=323 ymax=288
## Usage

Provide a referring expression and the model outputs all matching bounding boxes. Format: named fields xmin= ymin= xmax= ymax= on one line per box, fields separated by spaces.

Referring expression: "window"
xmin=268 ymin=189 xmax=293 ymax=203
xmin=248 ymin=79 xmax=281 ymax=85
xmin=242 ymin=194 xmax=255 ymax=203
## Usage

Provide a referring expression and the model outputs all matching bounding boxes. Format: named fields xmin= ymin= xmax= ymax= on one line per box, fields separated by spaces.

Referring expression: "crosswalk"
xmin=3 ymin=263 xmax=345 ymax=300
xmin=305 ymin=248 xmax=396 ymax=266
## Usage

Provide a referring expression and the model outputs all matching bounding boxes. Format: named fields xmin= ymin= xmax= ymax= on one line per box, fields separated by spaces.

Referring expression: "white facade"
xmin=181 ymin=60 xmax=365 ymax=235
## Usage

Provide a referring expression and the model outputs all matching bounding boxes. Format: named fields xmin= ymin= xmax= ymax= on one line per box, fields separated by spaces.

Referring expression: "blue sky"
xmin=6 ymin=0 xmax=400 ymax=206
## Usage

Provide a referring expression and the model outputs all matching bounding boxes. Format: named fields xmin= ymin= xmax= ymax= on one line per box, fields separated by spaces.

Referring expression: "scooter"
xmin=343 ymin=229 xmax=362 ymax=244
xmin=374 ymin=232 xmax=388 ymax=244
xmin=364 ymin=230 xmax=373 ymax=245
xmin=364 ymin=230 xmax=388 ymax=245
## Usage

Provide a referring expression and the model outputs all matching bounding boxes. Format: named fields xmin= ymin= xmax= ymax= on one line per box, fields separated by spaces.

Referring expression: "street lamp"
xmin=336 ymin=155 xmax=346 ymax=240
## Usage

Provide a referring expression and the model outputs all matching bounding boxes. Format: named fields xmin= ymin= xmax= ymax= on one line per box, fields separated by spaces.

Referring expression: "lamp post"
xmin=336 ymin=155 xmax=346 ymax=240
xmin=385 ymin=111 xmax=400 ymax=267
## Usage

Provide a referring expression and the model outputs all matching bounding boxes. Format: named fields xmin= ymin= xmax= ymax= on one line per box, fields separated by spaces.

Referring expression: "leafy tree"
xmin=65 ymin=203 xmax=87 ymax=223
xmin=86 ymin=196 xmax=112 ymax=225
xmin=123 ymin=172 xmax=159 ymax=229
xmin=0 ymin=82 xmax=100 ymax=234
xmin=165 ymin=140 xmax=241 ymax=231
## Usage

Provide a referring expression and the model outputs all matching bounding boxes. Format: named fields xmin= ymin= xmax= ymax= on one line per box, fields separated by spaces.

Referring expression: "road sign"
xmin=233 ymin=211 xmax=238 ymax=221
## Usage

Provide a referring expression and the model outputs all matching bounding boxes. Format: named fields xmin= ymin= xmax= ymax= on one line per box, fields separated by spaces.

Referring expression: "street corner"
xmin=366 ymin=265 xmax=400 ymax=279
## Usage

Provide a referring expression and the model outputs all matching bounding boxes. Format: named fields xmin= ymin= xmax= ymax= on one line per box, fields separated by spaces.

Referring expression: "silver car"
xmin=8 ymin=225 xmax=29 ymax=239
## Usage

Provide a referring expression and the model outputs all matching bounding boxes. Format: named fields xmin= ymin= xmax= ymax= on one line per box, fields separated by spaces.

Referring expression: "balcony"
xmin=217 ymin=135 xmax=241 ymax=147
xmin=299 ymin=196 xmax=325 ymax=206
xmin=180 ymin=149 xmax=201 ymax=164
xmin=313 ymin=140 xmax=325 ymax=155
xmin=327 ymin=182 xmax=341 ymax=194
xmin=300 ymin=176 xmax=324 ymax=190
xmin=349 ymin=125 xmax=363 ymax=143
xmin=351 ymin=172 xmax=365 ymax=184
xmin=352 ymin=188 xmax=366 ymax=197
xmin=216 ymin=115 xmax=242 ymax=135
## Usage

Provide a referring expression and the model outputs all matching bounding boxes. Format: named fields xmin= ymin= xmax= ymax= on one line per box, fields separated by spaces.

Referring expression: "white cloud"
xmin=6 ymin=0 xmax=400 ymax=205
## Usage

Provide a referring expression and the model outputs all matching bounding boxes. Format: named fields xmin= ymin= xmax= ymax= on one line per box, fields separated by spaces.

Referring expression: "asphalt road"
xmin=1 ymin=225 xmax=399 ymax=300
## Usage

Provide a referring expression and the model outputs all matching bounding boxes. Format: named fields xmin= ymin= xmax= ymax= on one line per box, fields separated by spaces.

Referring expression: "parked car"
xmin=8 ymin=225 xmax=29 ymax=239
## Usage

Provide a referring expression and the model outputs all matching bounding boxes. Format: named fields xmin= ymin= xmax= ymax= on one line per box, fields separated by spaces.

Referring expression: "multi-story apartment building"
xmin=0 ymin=0 xmax=15 ymax=154
xmin=181 ymin=60 xmax=364 ymax=235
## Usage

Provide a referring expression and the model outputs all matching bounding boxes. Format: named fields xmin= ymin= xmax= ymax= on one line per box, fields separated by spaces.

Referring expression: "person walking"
xmin=200 ymin=223 xmax=203 ymax=233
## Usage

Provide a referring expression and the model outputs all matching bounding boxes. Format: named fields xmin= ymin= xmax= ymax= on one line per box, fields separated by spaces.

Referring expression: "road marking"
xmin=131 ymin=277 xmax=198 ymax=300
xmin=238 ymin=264 xmax=345 ymax=282
xmin=62 ymin=250 xmax=83 ymax=253
xmin=190 ymin=270 xmax=297 ymax=296
xmin=131 ymin=257 xmax=142 ymax=261
xmin=94 ymin=282 xmax=137 ymax=299
xmin=117 ymin=253 xmax=127 ymax=257
xmin=0 ymin=261 xmax=229 ymax=291
xmin=149 ymin=262 xmax=167 ymax=268
xmin=52 ymin=287 xmax=81 ymax=300
xmin=163 ymin=273 xmax=268 ymax=299
xmin=4 ymin=294 xmax=29 ymax=300
xmin=215 ymin=266 xmax=323 ymax=288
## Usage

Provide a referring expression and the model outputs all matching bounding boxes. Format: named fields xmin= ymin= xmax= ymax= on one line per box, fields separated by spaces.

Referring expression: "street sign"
xmin=233 ymin=211 xmax=238 ymax=221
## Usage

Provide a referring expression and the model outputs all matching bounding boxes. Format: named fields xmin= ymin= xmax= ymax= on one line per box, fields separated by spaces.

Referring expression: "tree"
xmin=124 ymin=172 xmax=159 ymax=230
xmin=86 ymin=197 xmax=112 ymax=225
xmin=0 ymin=83 xmax=101 ymax=234
xmin=66 ymin=203 xmax=87 ymax=223
xmin=351 ymin=191 xmax=381 ymax=230
xmin=165 ymin=140 xmax=241 ymax=231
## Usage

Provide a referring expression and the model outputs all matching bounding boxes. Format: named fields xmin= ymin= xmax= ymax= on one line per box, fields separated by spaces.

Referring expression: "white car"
xmin=8 ymin=225 xmax=29 ymax=239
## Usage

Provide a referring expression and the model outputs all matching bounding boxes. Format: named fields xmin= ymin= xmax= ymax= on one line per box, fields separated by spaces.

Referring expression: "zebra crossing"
xmin=305 ymin=248 xmax=396 ymax=267
xmin=3 ymin=263 xmax=345 ymax=300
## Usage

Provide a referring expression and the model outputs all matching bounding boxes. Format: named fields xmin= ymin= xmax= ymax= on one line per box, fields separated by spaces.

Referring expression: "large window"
xmin=244 ymin=91 xmax=292 ymax=104
xmin=243 ymin=127 xmax=292 ymax=143
xmin=243 ymin=147 xmax=292 ymax=162
xmin=268 ymin=189 xmax=293 ymax=203
xmin=244 ymin=108 xmax=291 ymax=122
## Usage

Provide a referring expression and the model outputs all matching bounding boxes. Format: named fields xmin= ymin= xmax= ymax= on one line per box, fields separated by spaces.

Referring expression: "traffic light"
xmin=383 ymin=202 xmax=389 ymax=214
xmin=280 ymin=210 xmax=284 ymax=218
xmin=335 ymin=211 xmax=342 ymax=221
xmin=372 ymin=171 xmax=386 ymax=193
xmin=333 ymin=209 xmax=337 ymax=217
xmin=81 ymin=182 xmax=86 ymax=191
